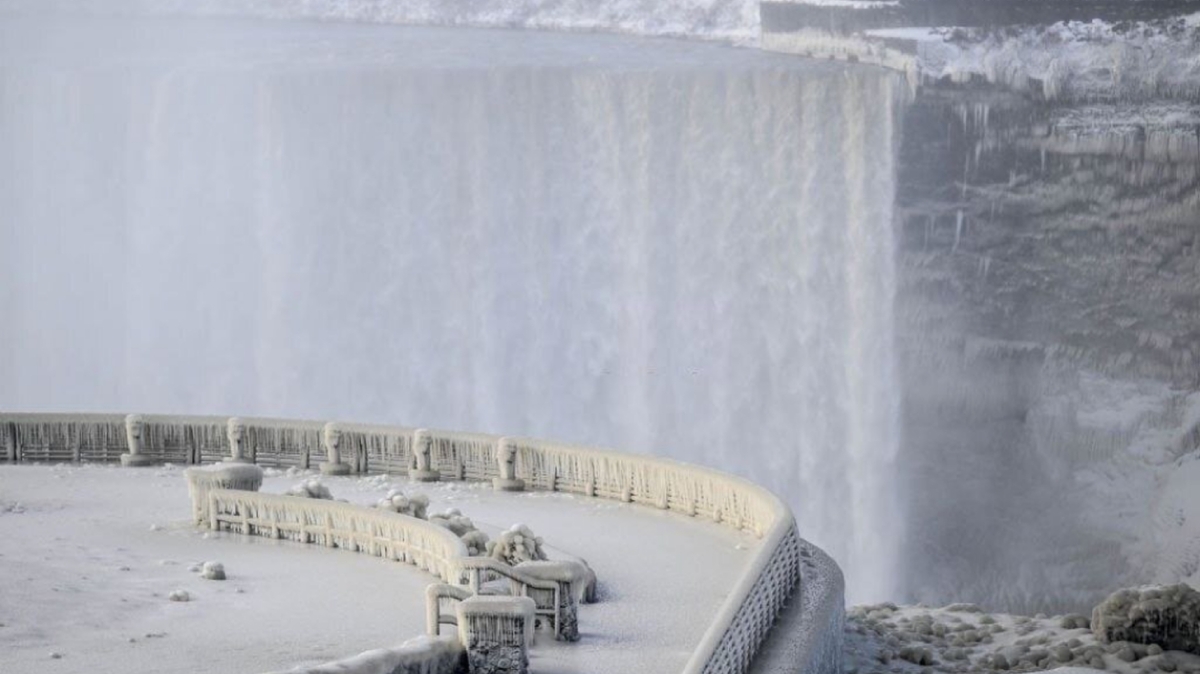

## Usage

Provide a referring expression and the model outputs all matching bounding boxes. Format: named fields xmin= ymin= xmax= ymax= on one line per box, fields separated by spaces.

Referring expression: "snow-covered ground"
xmin=0 ymin=463 xmax=759 ymax=674
xmin=872 ymin=15 xmax=1200 ymax=101
xmin=844 ymin=603 xmax=1200 ymax=674
xmin=0 ymin=0 xmax=760 ymax=44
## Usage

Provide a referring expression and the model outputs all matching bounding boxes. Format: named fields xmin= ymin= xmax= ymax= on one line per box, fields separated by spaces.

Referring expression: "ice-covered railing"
xmin=0 ymin=411 xmax=830 ymax=674
xmin=207 ymin=488 xmax=468 ymax=582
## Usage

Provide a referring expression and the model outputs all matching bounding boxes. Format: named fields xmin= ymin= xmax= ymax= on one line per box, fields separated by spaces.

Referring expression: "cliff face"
xmin=895 ymin=85 xmax=1200 ymax=612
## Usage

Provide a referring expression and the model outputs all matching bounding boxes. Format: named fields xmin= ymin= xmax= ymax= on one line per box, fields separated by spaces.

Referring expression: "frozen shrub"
xmin=284 ymin=478 xmax=333 ymax=500
xmin=429 ymin=508 xmax=491 ymax=556
xmin=373 ymin=489 xmax=429 ymax=520
xmin=487 ymin=524 xmax=548 ymax=566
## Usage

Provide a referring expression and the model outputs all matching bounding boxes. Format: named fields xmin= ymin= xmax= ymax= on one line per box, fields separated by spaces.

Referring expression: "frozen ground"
xmin=844 ymin=602 xmax=1200 ymax=674
xmin=0 ymin=463 xmax=758 ymax=674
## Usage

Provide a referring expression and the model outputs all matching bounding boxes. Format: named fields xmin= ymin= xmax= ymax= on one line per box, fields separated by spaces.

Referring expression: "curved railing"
xmin=0 ymin=411 xmax=832 ymax=674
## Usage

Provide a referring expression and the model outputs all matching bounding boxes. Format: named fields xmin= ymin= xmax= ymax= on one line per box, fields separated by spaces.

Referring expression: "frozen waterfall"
xmin=0 ymin=16 xmax=907 ymax=603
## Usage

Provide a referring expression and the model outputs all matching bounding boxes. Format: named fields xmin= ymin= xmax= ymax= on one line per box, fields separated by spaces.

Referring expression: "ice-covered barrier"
xmin=185 ymin=463 xmax=266 ymax=523
xmin=261 ymin=635 xmax=465 ymax=674
xmin=0 ymin=411 xmax=839 ymax=674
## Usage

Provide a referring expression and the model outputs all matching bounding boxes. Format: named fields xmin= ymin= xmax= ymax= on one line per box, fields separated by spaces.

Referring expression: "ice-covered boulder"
xmin=1092 ymin=584 xmax=1200 ymax=654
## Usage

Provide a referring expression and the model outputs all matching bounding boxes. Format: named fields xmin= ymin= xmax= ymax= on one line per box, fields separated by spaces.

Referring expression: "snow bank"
xmin=896 ymin=18 xmax=1200 ymax=102
xmin=0 ymin=0 xmax=761 ymax=45
xmin=765 ymin=14 xmax=1200 ymax=102
xmin=263 ymin=636 xmax=464 ymax=674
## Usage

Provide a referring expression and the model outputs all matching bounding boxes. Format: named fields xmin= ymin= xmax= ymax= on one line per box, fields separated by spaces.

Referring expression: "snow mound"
xmin=200 ymin=561 xmax=226 ymax=581
xmin=167 ymin=589 xmax=191 ymax=602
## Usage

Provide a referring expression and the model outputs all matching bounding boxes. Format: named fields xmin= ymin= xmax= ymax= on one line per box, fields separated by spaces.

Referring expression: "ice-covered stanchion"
xmin=319 ymin=422 xmax=351 ymax=476
xmin=120 ymin=414 xmax=156 ymax=467
xmin=184 ymin=463 xmax=264 ymax=524
xmin=409 ymin=428 xmax=440 ymax=482
xmin=224 ymin=417 xmax=253 ymax=464
xmin=456 ymin=595 xmax=536 ymax=674
xmin=426 ymin=583 xmax=472 ymax=637
xmin=492 ymin=437 xmax=525 ymax=492
xmin=514 ymin=560 xmax=589 ymax=642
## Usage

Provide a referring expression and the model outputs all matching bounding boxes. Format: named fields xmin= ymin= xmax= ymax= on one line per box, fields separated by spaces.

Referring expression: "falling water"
xmin=0 ymin=15 xmax=906 ymax=602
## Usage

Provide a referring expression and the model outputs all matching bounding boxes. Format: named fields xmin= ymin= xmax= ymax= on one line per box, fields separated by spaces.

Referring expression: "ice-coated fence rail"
xmin=207 ymin=488 xmax=468 ymax=582
xmin=0 ymin=411 xmax=841 ymax=674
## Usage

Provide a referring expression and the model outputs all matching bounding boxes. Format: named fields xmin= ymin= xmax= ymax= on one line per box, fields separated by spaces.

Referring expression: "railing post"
xmin=225 ymin=417 xmax=253 ymax=464
xmin=120 ymin=414 xmax=155 ymax=467
xmin=409 ymin=429 xmax=440 ymax=482
xmin=514 ymin=560 xmax=588 ymax=642
xmin=493 ymin=437 xmax=525 ymax=492
xmin=319 ymin=422 xmax=351 ymax=476
xmin=457 ymin=596 xmax=536 ymax=674
xmin=3 ymin=422 xmax=15 ymax=462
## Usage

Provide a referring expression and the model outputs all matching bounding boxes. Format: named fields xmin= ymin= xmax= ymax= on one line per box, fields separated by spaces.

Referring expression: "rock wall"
xmin=894 ymin=82 xmax=1200 ymax=613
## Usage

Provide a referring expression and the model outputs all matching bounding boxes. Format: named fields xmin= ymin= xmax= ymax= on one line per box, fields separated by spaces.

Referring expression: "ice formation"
xmin=1092 ymin=585 xmax=1200 ymax=655
xmin=374 ymin=488 xmax=431 ymax=520
xmin=488 ymin=524 xmax=549 ymax=567
xmin=260 ymin=636 xmax=465 ymax=674
xmin=200 ymin=561 xmax=226 ymax=580
xmin=492 ymin=437 xmax=525 ymax=492
xmin=285 ymin=477 xmax=334 ymax=500
xmin=845 ymin=601 xmax=1200 ymax=674
xmin=410 ymin=429 xmax=440 ymax=482
xmin=320 ymin=422 xmax=351 ymax=476
xmin=456 ymin=596 xmax=536 ymax=674
xmin=429 ymin=508 xmax=491 ymax=556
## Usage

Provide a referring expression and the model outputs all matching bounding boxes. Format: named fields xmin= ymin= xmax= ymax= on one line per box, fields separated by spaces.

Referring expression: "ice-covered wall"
xmin=0 ymin=16 xmax=907 ymax=604
xmin=894 ymin=86 xmax=1200 ymax=613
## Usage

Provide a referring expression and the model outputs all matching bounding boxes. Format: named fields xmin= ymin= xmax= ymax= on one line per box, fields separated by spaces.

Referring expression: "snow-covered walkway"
xmin=0 ymin=463 xmax=760 ymax=674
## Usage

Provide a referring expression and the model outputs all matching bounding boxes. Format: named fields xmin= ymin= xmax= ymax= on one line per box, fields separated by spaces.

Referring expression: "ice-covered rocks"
xmin=284 ymin=478 xmax=333 ymax=500
xmin=1092 ymin=584 xmax=1200 ymax=655
xmin=487 ymin=524 xmax=548 ymax=567
xmin=844 ymin=601 xmax=1200 ymax=674
xmin=200 ymin=561 xmax=225 ymax=581
xmin=374 ymin=488 xmax=429 ymax=520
